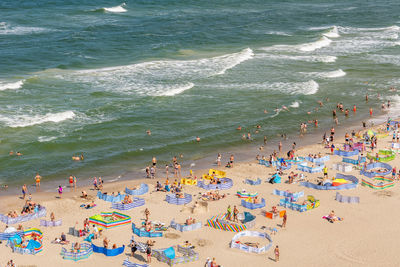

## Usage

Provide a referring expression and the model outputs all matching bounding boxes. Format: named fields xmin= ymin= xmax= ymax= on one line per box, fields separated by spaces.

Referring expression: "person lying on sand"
xmin=183 ymin=240 xmax=195 ymax=249
xmin=326 ymin=210 xmax=344 ymax=223
xmin=235 ymin=241 xmax=260 ymax=248
xmin=83 ymin=201 xmax=95 ymax=209
xmin=185 ymin=217 xmax=196 ymax=225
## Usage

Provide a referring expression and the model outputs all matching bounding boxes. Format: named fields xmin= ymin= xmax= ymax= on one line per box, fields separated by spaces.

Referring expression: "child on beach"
xmin=58 ymin=186 xmax=63 ymax=198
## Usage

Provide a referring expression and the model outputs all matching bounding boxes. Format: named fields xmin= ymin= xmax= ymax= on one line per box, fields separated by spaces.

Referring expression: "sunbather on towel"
xmin=325 ymin=210 xmax=343 ymax=223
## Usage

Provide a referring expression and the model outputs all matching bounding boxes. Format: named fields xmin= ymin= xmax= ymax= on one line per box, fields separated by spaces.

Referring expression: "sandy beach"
xmin=1 ymin=117 xmax=400 ymax=267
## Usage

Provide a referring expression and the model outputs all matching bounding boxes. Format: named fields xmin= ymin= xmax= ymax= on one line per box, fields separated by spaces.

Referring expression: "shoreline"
xmin=0 ymin=108 xmax=390 ymax=199
xmin=0 ymin=104 xmax=393 ymax=197
xmin=0 ymin=105 xmax=393 ymax=197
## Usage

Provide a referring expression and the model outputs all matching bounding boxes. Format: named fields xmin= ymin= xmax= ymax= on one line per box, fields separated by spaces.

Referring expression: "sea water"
xmin=0 ymin=0 xmax=400 ymax=187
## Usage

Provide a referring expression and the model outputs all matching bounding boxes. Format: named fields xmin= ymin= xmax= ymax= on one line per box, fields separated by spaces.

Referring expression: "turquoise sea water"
xmin=1 ymin=0 xmax=400 ymax=187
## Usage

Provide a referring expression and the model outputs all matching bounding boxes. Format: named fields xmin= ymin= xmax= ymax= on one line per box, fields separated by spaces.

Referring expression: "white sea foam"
xmin=0 ymin=80 xmax=24 ymax=91
xmin=289 ymin=101 xmax=300 ymax=108
xmin=287 ymin=80 xmax=319 ymax=95
xmin=38 ymin=136 xmax=57 ymax=142
xmin=313 ymin=25 xmax=400 ymax=55
xmin=261 ymin=36 xmax=332 ymax=53
xmin=323 ymin=26 xmax=340 ymax=38
xmin=262 ymin=24 xmax=399 ymax=56
xmin=103 ymin=3 xmax=127 ymax=13
xmin=270 ymin=109 xmax=281 ymax=118
xmin=0 ymin=111 xmax=76 ymax=128
xmin=302 ymin=69 xmax=346 ymax=78
xmin=299 ymin=36 xmax=332 ymax=52
xmin=153 ymin=83 xmax=194 ymax=96
xmin=210 ymin=80 xmax=319 ymax=95
xmin=0 ymin=22 xmax=49 ymax=35
xmin=257 ymin=54 xmax=337 ymax=63
xmin=320 ymin=69 xmax=346 ymax=78
xmin=56 ymin=48 xmax=254 ymax=96
xmin=368 ymin=55 xmax=400 ymax=66
xmin=265 ymin=31 xmax=292 ymax=36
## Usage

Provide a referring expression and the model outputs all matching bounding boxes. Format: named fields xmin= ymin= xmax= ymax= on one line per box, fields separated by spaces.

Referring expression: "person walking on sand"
xmin=165 ymin=164 xmax=169 ymax=178
xmin=22 ymin=184 xmax=28 ymax=199
xmin=145 ymin=166 xmax=150 ymax=178
xmin=129 ymin=239 xmax=137 ymax=257
xmin=227 ymin=205 xmax=232 ymax=221
xmin=177 ymin=163 xmax=181 ymax=178
xmin=229 ymin=155 xmax=234 ymax=168
xmin=145 ymin=208 xmax=150 ymax=221
xmin=35 ymin=173 xmax=41 ymax=188
xmin=150 ymin=166 xmax=156 ymax=179
xmin=323 ymin=166 xmax=328 ymax=178
xmin=274 ymin=245 xmax=280 ymax=262
xmin=217 ymin=153 xmax=221 ymax=166
xmin=278 ymin=141 xmax=282 ymax=153
xmin=233 ymin=205 xmax=239 ymax=222
xmin=369 ymin=107 xmax=373 ymax=117
xmin=282 ymin=213 xmax=287 ymax=229
xmin=93 ymin=177 xmax=98 ymax=190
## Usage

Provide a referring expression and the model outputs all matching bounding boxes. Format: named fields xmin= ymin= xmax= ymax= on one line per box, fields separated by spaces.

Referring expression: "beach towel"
xmin=163 ymin=247 xmax=175 ymax=259
xmin=322 ymin=216 xmax=342 ymax=223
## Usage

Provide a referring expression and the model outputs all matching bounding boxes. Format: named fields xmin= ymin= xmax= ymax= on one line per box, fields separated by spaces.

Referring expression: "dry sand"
xmin=1 ymin=122 xmax=400 ymax=267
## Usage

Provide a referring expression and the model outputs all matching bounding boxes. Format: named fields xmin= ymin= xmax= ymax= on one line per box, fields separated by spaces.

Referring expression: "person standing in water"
xmin=35 ymin=173 xmax=41 ymax=188
xmin=369 ymin=108 xmax=373 ymax=117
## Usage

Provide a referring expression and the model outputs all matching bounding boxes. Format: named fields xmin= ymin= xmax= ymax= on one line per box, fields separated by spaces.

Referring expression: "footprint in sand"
xmin=194 ymin=238 xmax=213 ymax=247
xmin=373 ymin=191 xmax=394 ymax=197
xmin=165 ymin=233 xmax=180 ymax=239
